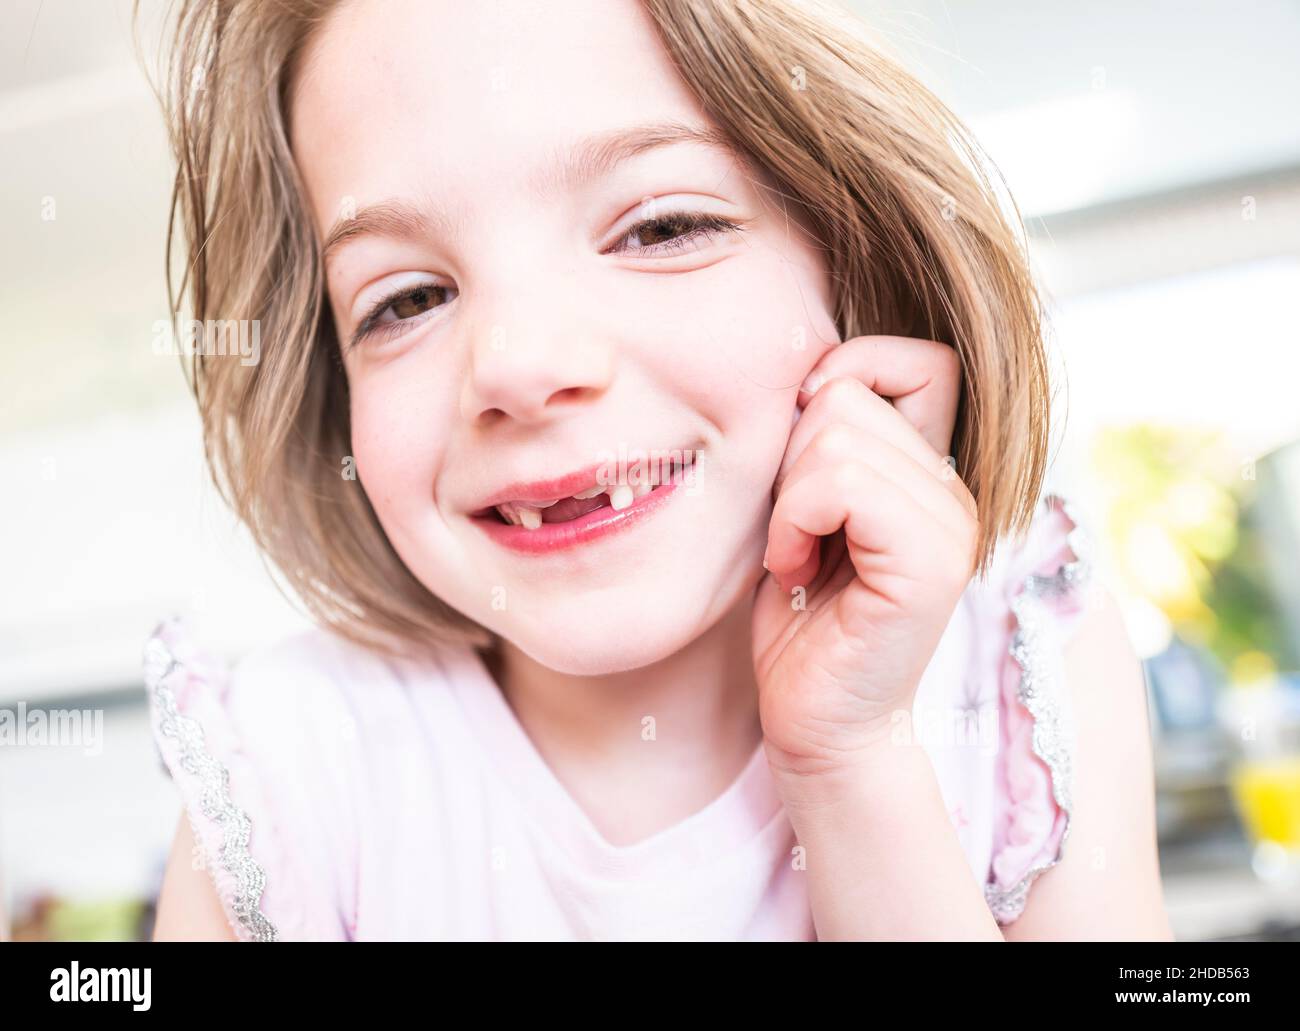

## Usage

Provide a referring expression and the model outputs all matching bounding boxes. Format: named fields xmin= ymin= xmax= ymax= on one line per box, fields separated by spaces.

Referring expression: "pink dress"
xmin=143 ymin=492 xmax=1093 ymax=940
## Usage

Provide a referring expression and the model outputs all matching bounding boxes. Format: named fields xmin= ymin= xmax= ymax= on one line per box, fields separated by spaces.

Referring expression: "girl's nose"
xmin=460 ymin=317 xmax=615 ymax=426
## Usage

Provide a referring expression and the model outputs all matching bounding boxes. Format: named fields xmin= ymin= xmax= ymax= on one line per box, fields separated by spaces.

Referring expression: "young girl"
xmin=143 ymin=0 xmax=1172 ymax=941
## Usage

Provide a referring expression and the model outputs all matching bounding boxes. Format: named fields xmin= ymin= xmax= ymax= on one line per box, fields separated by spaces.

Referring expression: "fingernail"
xmin=800 ymin=371 xmax=823 ymax=396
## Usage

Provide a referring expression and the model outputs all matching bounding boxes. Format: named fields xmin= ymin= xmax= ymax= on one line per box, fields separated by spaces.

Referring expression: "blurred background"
xmin=1 ymin=0 xmax=1298 ymax=941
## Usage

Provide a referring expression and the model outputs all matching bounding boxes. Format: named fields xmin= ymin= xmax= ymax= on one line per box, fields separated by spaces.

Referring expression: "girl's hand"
xmin=752 ymin=335 xmax=979 ymax=788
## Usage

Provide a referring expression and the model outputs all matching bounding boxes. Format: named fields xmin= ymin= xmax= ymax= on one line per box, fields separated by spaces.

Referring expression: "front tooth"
xmin=497 ymin=502 xmax=520 ymax=525
xmin=572 ymin=485 xmax=604 ymax=499
xmin=608 ymin=484 xmax=634 ymax=511
xmin=518 ymin=505 xmax=543 ymax=530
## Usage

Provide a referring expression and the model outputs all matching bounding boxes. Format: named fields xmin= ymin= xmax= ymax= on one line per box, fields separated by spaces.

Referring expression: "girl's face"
xmin=292 ymin=0 xmax=839 ymax=674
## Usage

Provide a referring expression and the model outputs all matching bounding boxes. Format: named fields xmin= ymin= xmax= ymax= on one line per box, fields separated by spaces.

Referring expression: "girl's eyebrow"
xmin=321 ymin=121 xmax=739 ymax=267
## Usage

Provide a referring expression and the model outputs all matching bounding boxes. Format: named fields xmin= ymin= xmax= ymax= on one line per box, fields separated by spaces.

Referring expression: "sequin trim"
xmin=984 ymin=494 xmax=1092 ymax=925
xmin=143 ymin=625 xmax=279 ymax=942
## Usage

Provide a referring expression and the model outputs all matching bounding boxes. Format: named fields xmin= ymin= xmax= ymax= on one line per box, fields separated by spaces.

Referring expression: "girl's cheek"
xmin=636 ymin=252 xmax=835 ymax=504
xmin=348 ymin=382 xmax=442 ymax=520
xmin=673 ymin=250 xmax=837 ymax=418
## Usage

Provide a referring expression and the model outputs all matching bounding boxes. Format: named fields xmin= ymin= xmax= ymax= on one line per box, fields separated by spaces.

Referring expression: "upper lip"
xmin=469 ymin=462 xmax=608 ymax=515
xmin=466 ymin=447 xmax=696 ymax=515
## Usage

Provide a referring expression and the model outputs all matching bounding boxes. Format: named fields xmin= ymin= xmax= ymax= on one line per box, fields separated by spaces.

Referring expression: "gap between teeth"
xmin=496 ymin=472 xmax=675 ymax=528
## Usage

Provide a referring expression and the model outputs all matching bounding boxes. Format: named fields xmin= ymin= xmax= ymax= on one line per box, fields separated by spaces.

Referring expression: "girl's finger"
xmin=777 ymin=374 xmax=976 ymax=522
xmin=766 ymin=461 xmax=972 ymax=598
xmin=797 ymin=335 xmax=962 ymax=461
xmin=776 ymin=419 xmax=974 ymax=545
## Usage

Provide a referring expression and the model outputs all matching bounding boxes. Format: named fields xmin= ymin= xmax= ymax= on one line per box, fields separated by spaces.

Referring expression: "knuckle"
xmin=931 ymin=348 xmax=963 ymax=392
xmin=811 ymin=422 xmax=859 ymax=459
xmin=831 ymin=461 xmax=869 ymax=495
xmin=818 ymin=375 xmax=866 ymax=405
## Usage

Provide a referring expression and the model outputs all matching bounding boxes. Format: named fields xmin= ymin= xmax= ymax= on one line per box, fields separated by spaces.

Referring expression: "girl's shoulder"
xmin=982 ymin=490 xmax=1097 ymax=924
xmin=141 ymin=615 xmax=471 ymax=940
xmin=921 ymin=490 xmax=1099 ymax=926
xmin=144 ymin=615 xmax=470 ymax=741
xmin=971 ymin=490 xmax=1093 ymax=618
xmin=960 ymin=490 xmax=1096 ymax=680
xmin=143 ymin=616 xmax=416 ymax=787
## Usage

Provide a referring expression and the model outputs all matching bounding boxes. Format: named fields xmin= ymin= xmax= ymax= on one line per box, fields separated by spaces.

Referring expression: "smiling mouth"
xmin=471 ymin=451 xmax=697 ymax=530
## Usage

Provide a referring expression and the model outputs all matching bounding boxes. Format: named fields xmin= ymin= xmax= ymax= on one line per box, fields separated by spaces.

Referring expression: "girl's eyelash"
xmin=605 ymin=210 xmax=747 ymax=256
xmin=350 ymin=282 xmax=453 ymax=352
xmin=348 ymin=211 xmax=746 ymax=352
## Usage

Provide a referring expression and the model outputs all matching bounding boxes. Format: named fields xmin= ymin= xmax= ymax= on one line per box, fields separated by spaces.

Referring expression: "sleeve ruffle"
xmin=984 ymin=493 xmax=1094 ymax=925
xmin=143 ymin=616 xmax=314 ymax=941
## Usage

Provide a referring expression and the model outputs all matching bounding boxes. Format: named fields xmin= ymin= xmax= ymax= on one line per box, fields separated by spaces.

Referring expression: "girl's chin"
xmin=465 ymin=547 xmax=765 ymax=670
xmin=496 ymin=616 xmax=710 ymax=676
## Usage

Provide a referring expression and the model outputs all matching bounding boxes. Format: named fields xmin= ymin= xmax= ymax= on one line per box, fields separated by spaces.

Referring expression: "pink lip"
xmin=469 ymin=462 xmax=611 ymax=513
xmin=471 ymin=480 xmax=682 ymax=555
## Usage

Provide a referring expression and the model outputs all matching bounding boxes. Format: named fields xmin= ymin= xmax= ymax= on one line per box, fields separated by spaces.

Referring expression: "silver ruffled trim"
xmin=144 ymin=625 xmax=278 ymax=942
xmin=984 ymin=493 xmax=1092 ymax=925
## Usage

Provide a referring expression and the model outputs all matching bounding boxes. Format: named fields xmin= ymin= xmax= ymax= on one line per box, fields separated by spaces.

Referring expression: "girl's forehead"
xmin=289 ymin=0 xmax=709 ymax=189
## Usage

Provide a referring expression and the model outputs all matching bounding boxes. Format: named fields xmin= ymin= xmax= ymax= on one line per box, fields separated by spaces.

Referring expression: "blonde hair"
xmin=150 ymin=0 xmax=1051 ymax=658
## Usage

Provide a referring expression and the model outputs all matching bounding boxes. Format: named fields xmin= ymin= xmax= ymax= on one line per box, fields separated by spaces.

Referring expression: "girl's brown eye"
xmin=388 ymin=285 xmax=448 ymax=320
xmin=631 ymin=213 xmax=697 ymax=247
xmin=607 ymin=211 xmax=745 ymax=257
xmin=349 ymin=282 xmax=457 ymax=352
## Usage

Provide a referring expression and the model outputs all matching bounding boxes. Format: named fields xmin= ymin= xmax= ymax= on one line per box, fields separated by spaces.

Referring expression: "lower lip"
xmin=471 ymin=481 xmax=683 ymax=555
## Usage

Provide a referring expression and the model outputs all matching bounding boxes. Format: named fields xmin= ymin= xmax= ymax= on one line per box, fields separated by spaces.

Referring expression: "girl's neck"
xmin=485 ymin=598 xmax=763 ymax=846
